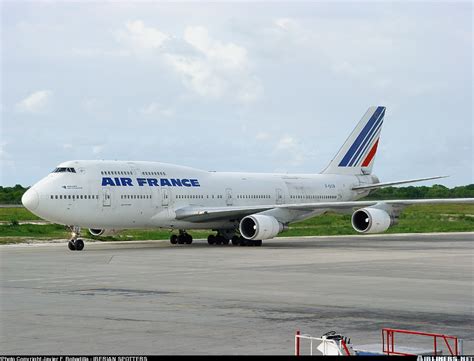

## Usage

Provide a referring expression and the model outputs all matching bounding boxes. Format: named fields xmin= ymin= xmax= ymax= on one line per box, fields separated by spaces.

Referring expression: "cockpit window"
xmin=52 ymin=167 xmax=76 ymax=173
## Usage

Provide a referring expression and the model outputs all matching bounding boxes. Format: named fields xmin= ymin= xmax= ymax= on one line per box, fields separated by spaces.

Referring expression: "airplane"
xmin=21 ymin=106 xmax=473 ymax=251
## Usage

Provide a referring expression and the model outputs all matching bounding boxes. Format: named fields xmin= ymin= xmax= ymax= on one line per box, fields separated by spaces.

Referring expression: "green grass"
xmin=0 ymin=204 xmax=472 ymax=244
xmin=0 ymin=223 xmax=68 ymax=238
xmin=0 ymin=207 xmax=41 ymax=222
xmin=285 ymin=204 xmax=474 ymax=236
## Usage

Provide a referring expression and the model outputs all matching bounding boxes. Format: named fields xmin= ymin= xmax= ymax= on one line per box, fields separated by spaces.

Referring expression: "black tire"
xmin=231 ymin=236 xmax=240 ymax=246
xmin=217 ymin=236 xmax=227 ymax=245
xmin=170 ymin=235 xmax=178 ymax=244
xmin=254 ymin=240 xmax=262 ymax=247
xmin=75 ymin=239 xmax=84 ymax=251
xmin=177 ymin=235 xmax=185 ymax=244
xmin=222 ymin=238 xmax=230 ymax=245
xmin=207 ymin=235 xmax=215 ymax=245
xmin=68 ymin=240 xmax=76 ymax=251
xmin=185 ymin=234 xmax=193 ymax=244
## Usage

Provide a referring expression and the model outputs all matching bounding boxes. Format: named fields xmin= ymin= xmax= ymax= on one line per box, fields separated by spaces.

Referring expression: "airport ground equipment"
xmin=294 ymin=330 xmax=353 ymax=355
xmin=294 ymin=328 xmax=463 ymax=356
xmin=381 ymin=328 xmax=462 ymax=356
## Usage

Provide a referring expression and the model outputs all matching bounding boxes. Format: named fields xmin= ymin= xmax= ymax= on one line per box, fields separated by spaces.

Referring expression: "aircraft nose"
xmin=22 ymin=188 xmax=39 ymax=211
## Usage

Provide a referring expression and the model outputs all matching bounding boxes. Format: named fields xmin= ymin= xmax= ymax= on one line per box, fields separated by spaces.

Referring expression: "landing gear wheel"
xmin=185 ymin=234 xmax=193 ymax=244
xmin=177 ymin=235 xmax=185 ymax=244
xmin=231 ymin=236 xmax=240 ymax=246
xmin=207 ymin=235 xmax=215 ymax=245
xmin=254 ymin=240 xmax=262 ymax=247
xmin=67 ymin=226 xmax=82 ymax=251
xmin=170 ymin=234 xmax=178 ymax=244
xmin=75 ymin=239 xmax=84 ymax=251
xmin=222 ymin=238 xmax=230 ymax=245
xmin=68 ymin=240 xmax=76 ymax=251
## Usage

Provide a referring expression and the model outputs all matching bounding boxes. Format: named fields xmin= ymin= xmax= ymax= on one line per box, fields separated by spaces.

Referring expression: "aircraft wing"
xmin=175 ymin=205 xmax=275 ymax=222
xmin=174 ymin=198 xmax=474 ymax=222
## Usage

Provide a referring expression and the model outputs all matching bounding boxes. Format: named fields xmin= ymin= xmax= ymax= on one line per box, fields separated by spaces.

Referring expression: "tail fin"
xmin=322 ymin=106 xmax=386 ymax=175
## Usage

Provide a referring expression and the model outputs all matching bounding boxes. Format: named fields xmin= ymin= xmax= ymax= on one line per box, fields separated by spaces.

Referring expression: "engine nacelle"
xmin=351 ymin=207 xmax=395 ymax=234
xmin=239 ymin=215 xmax=284 ymax=240
xmin=88 ymin=228 xmax=119 ymax=237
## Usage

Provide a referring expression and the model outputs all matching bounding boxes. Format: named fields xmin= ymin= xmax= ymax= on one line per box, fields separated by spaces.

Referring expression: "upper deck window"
xmin=52 ymin=167 xmax=76 ymax=173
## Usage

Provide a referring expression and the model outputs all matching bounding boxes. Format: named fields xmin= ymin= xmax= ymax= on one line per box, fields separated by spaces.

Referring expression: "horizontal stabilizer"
xmin=352 ymin=175 xmax=449 ymax=191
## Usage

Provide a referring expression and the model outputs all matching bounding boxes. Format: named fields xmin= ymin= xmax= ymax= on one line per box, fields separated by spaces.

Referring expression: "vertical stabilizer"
xmin=322 ymin=106 xmax=386 ymax=175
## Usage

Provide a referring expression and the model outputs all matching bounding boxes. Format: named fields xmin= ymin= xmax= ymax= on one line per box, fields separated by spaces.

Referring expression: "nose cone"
xmin=22 ymin=188 xmax=39 ymax=211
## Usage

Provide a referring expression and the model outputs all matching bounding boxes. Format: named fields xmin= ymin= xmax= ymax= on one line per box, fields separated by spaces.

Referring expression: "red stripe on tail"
xmin=361 ymin=139 xmax=379 ymax=167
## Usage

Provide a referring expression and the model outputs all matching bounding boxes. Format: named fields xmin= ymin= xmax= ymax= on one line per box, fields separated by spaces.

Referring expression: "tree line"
xmin=0 ymin=183 xmax=473 ymax=205
xmin=364 ymin=184 xmax=474 ymax=200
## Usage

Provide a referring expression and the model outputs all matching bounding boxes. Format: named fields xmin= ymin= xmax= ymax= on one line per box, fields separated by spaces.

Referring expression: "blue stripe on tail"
xmin=348 ymin=108 xmax=385 ymax=166
xmin=338 ymin=106 xmax=385 ymax=167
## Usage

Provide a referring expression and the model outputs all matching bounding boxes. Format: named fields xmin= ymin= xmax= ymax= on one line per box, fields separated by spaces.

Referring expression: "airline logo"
xmin=102 ymin=177 xmax=201 ymax=187
xmin=338 ymin=106 xmax=385 ymax=167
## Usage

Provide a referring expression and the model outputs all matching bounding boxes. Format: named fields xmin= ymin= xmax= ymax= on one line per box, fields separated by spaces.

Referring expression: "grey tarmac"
xmin=1 ymin=233 xmax=473 ymax=355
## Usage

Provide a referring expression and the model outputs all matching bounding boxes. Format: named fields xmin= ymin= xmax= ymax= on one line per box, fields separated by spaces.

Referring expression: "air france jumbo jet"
xmin=22 ymin=106 xmax=473 ymax=250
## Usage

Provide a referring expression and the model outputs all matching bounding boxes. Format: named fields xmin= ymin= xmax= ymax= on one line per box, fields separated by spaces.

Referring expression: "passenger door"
xmin=276 ymin=188 xmax=284 ymax=204
xmin=102 ymin=188 xmax=111 ymax=207
xmin=225 ymin=188 xmax=233 ymax=206
xmin=162 ymin=188 xmax=170 ymax=207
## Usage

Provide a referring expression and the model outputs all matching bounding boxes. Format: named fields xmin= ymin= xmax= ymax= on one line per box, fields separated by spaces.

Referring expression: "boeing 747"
xmin=22 ymin=106 xmax=473 ymax=250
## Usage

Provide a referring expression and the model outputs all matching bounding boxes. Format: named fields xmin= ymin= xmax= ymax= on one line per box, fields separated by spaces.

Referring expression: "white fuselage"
xmin=25 ymin=160 xmax=375 ymax=230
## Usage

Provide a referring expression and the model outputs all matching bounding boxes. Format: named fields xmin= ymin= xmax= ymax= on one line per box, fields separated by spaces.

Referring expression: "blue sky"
xmin=1 ymin=1 xmax=472 ymax=187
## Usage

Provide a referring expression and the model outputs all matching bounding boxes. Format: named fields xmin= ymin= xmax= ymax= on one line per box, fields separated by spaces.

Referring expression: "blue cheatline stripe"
xmin=338 ymin=106 xmax=385 ymax=167
xmin=348 ymin=108 xmax=385 ymax=166
xmin=353 ymin=122 xmax=382 ymax=167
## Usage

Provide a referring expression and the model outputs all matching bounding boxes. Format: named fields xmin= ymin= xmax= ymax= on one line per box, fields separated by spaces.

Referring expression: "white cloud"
xmin=164 ymin=26 xmax=263 ymax=103
xmin=139 ymin=102 xmax=174 ymax=117
xmin=116 ymin=20 xmax=169 ymax=51
xmin=0 ymin=142 xmax=8 ymax=159
xmin=165 ymin=54 xmax=225 ymax=98
xmin=274 ymin=135 xmax=306 ymax=166
xmin=184 ymin=26 xmax=248 ymax=70
xmin=92 ymin=145 xmax=104 ymax=154
xmin=16 ymin=90 xmax=53 ymax=113
xmin=274 ymin=18 xmax=301 ymax=32
xmin=331 ymin=61 xmax=376 ymax=78
xmin=264 ymin=17 xmax=309 ymax=48
xmin=255 ymin=132 xmax=271 ymax=141
xmin=276 ymin=135 xmax=297 ymax=151
xmin=71 ymin=47 xmax=130 ymax=58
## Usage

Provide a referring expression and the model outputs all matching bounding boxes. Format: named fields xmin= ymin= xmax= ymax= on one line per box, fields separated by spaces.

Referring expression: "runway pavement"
xmin=1 ymin=233 xmax=473 ymax=355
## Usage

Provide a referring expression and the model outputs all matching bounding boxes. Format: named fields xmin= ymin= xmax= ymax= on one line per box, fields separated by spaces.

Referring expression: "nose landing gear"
xmin=68 ymin=226 xmax=85 ymax=251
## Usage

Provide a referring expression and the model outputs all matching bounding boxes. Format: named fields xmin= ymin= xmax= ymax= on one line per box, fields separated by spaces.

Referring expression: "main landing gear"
xmin=207 ymin=234 xmax=230 ymax=246
xmin=230 ymin=236 xmax=262 ymax=247
xmin=208 ymin=231 xmax=262 ymax=247
xmin=170 ymin=230 xmax=193 ymax=245
xmin=168 ymin=230 xmax=262 ymax=247
xmin=68 ymin=226 xmax=85 ymax=251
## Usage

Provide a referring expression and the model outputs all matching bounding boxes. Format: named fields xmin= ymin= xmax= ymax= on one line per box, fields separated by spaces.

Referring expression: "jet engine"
xmin=239 ymin=215 xmax=285 ymax=240
xmin=351 ymin=207 xmax=397 ymax=234
xmin=88 ymin=228 xmax=119 ymax=237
